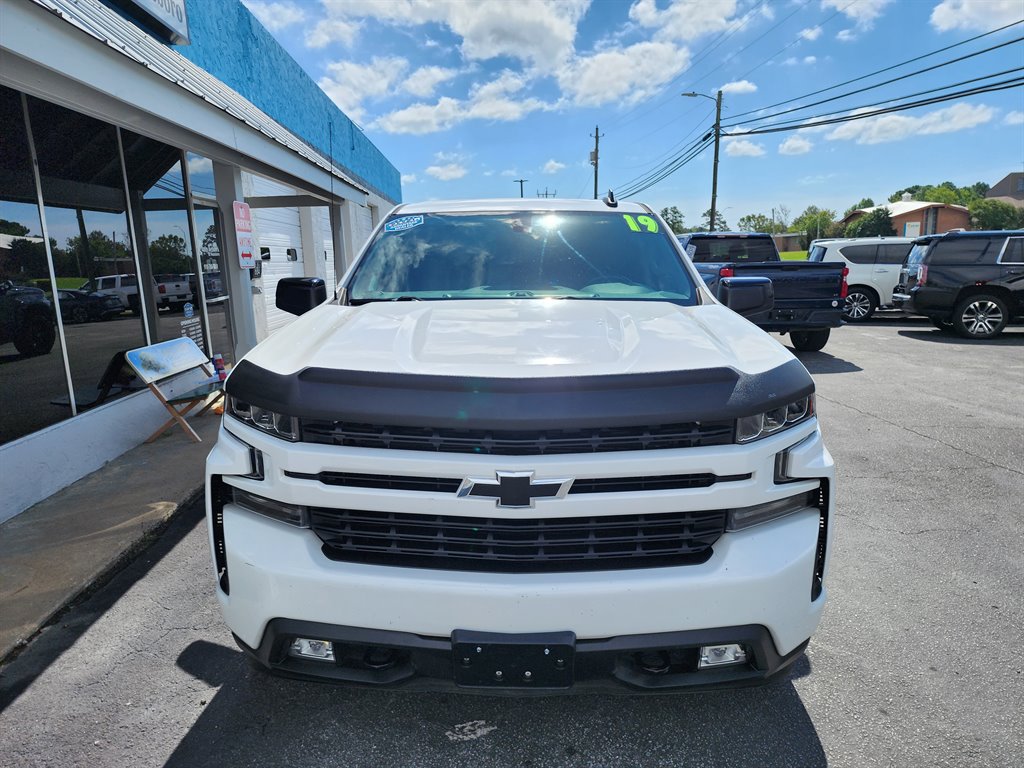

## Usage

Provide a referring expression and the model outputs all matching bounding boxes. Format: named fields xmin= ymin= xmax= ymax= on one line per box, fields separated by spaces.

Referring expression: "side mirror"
xmin=718 ymin=276 xmax=774 ymax=319
xmin=276 ymin=277 xmax=327 ymax=316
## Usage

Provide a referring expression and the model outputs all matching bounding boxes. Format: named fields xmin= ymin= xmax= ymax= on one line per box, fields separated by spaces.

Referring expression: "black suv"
xmin=892 ymin=231 xmax=1024 ymax=339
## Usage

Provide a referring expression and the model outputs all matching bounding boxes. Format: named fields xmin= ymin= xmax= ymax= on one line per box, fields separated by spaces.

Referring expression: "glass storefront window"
xmin=0 ymin=86 xmax=71 ymax=443
xmin=26 ymin=95 xmax=150 ymax=423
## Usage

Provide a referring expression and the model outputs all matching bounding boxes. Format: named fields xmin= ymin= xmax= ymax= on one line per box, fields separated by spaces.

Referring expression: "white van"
xmin=808 ymin=237 xmax=914 ymax=321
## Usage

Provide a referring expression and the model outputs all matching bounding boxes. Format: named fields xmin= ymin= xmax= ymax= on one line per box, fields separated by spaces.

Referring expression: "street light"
xmin=682 ymin=89 xmax=723 ymax=232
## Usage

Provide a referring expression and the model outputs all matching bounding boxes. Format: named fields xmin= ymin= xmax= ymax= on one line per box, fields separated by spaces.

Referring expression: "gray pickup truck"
xmin=678 ymin=232 xmax=848 ymax=352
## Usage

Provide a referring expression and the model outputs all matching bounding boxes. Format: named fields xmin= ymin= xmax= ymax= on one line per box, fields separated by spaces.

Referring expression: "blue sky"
xmin=251 ymin=0 xmax=1019 ymax=225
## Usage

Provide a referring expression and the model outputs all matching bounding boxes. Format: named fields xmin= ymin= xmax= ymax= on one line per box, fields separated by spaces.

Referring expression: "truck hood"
xmin=242 ymin=299 xmax=794 ymax=378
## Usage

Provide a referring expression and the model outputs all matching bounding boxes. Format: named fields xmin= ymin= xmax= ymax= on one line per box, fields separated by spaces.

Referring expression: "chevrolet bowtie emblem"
xmin=457 ymin=471 xmax=573 ymax=509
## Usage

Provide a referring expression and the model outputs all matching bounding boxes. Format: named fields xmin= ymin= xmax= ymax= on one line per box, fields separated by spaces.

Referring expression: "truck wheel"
xmin=843 ymin=288 xmax=876 ymax=322
xmin=14 ymin=314 xmax=56 ymax=357
xmin=70 ymin=306 xmax=88 ymax=324
xmin=790 ymin=329 xmax=830 ymax=352
xmin=953 ymin=294 xmax=1007 ymax=340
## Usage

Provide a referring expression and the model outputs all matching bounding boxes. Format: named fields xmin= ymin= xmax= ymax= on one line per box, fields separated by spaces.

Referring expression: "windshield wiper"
xmin=349 ymin=295 xmax=422 ymax=305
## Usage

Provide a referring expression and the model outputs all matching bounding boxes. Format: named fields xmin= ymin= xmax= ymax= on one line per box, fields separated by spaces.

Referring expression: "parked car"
xmin=183 ymin=271 xmax=224 ymax=300
xmin=892 ymin=230 xmax=1024 ymax=339
xmin=153 ymin=273 xmax=193 ymax=310
xmin=0 ymin=280 xmax=55 ymax=356
xmin=679 ymin=232 xmax=848 ymax=351
xmin=80 ymin=273 xmax=142 ymax=314
xmin=207 ymin=199 xmax=835 ymax=693
xmin=56 ymin=288 xmax=124 ymax=323
xmin=808 ymin=237 xmax=914 ymax=321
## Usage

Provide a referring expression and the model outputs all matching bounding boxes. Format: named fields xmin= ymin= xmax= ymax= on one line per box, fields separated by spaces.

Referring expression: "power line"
xmin=727 ymin=17 xmax=1024 ymax=121
xmin=727 ymin=67 xmax=1023 ymax=134
xmin=616 ymin=134 xmax=715 ymax=199
xmin=613 ymin=129 xmax=711 ymax=193
xmin=726 ymin=77 xmax=1024 ymax=137
xmin=723 ymin=33 xmax=1024 ymax=129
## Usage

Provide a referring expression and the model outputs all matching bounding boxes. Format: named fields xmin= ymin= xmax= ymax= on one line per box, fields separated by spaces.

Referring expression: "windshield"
xmin=685 ymin=237 xmax=778 ymax=263
xmin=905 ymin=242 xmax=931 ymax=266
xmin=347 ymin=211 xmax=697 ymax=304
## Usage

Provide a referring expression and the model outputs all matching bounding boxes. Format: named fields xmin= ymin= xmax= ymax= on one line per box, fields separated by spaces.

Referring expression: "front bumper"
xmin=206 ymin=418 xmax=834 ymax=691
xmin=235 ymin=620 xmax=809 ymax=694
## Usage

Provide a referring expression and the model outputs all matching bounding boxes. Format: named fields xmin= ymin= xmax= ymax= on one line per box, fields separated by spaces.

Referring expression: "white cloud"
xmin=824 ymin=0 xmax=893 ymax=40
xmin=724 ymin=138 xmax=765 ymax=157
xmin=823 ymin=0 xmax=893 ymax=25
xmin=720 ymin=79 xmax=757 ymax=94
xmin=629 ymin=0 xmax=740 ymax=42
xmin=558 ymin=41 xmax=690 ymax=106
xmin=930 ymin=0 xmax=1022 ymax=31
xmin=373 ymin=70 xmax=553 ymax=134
xmin=827 ymin=101 xmax=996 ymax=144
xmin=400 ymin=173 xmax=417 ymax=184
xmin=783 ymin=55 xmax=818 ymax=66
xmin=779 ymin=135 xmax=813 ymax=155
xmin=317 ymin=56 xmax=408 ymax=123
xmin=404 ymin=66 xmax=460 ymax=98
xmin=500 ymin=169 xmax=519 ymax=177
xmin=375 ymin=97 xmax=463 ymax=134
xmin=543 ymin=159 xmax=566 ymax=174
xmin=306 ymin=18 xmax=360 ymax=48
xmin=799 ymin=26 xmax=822 ymax=40
xmin=804 ymin=55 xmax=817 ymax=64
xmin=186 ymin=156 xmax=212 ymax=175
xmin=1005 ymin=111 xmax=1024 ymax=126
xmin=425 ymin=163 xmax=468 ymax=181
xmin=315 ymin=0 xmax=589 ymax=72
xmin=243 ymin=0 xmax=306 ymax=32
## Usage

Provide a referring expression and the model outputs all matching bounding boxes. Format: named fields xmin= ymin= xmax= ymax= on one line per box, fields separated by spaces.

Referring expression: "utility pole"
xmin=590 ymin=125 xmax=604 ymax=199
xmin=513 ymin=179 xmax=528 ymax=198
xmin=682 ymin=90 xmax=723 ymax=230
xmin=536 ymin=187 xmax=557 ymax=198
xmin=709 ymin=90 xmax=722 ymax=231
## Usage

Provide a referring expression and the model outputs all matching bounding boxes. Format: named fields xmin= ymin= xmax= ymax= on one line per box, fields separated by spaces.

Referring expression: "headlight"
xmin=726 ymin=490 xmax=817 ymax=531
xmin=227 ymin=396 xmax=299 ymax=441
xmin=232 ymin=488 xmax=308 ymax=527
xmin=736 ymin=395 xmax=814 ymax=443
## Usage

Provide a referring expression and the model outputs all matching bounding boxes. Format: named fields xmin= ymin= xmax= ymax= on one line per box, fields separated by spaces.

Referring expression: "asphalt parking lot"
xmin=0 ymin=316 xmax=1021 ymax=768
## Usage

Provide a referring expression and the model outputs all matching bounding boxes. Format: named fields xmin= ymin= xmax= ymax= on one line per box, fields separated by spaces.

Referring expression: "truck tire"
xmin=790 ymin=328 xmax=830 ymax=352
xmin=843 ymin=287 xmax=877 ymax=322
xmin=953 ymin=294 xmax=1007 ymax=340
xmin=70 ymin=306 xmax=89 ymax=324
xmin=14 ymin=313 xmax=56 ymax=357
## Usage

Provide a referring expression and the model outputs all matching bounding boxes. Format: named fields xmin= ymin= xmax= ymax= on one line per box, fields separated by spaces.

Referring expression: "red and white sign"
xmin=233 ymin=201 xmax=255 ymax=269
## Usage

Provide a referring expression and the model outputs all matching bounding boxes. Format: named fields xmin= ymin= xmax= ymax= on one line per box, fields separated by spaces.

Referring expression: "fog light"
xmin=289 ymin=638 xmax=335 ymax=661
xmin=699 ymin=644 xmax=747 ymax=668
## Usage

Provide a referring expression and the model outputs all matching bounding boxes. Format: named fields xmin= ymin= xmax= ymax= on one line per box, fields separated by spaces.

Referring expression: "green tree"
xmin=889 ymin=181 xmax=989 ymax=207
xmin=700 ymin=208 xmax=729 ymax=232
xmin=148 ymin=234 xmax=190 ymax=274
xmin=969 ymin=198 xmax=1024 ymax=230
xmin=736 ymin=213 xmax=773 ymax=232
xmin=659 ymin=206 xmax=686 ymax=234
xmin=843 ymin=198 xmax=874 ymax=217
xmin=65 ymin=230 xmax=128 ymax=278
xmin=791 ymin=206 xmax=837 ymax=249
xmin=844 ymin=208 xmax=895 ymax=238
xmin=0 ymin=219 xmax=30 ymax=237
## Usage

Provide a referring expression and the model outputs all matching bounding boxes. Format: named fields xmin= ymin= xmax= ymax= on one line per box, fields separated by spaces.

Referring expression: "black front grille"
xmin=299 ymin=420 xmax=735 ymax=455
xmin=286 ymin=470 xmax=751 ymax=495
xmin=310 ymin=508 xmax=726 ymax=572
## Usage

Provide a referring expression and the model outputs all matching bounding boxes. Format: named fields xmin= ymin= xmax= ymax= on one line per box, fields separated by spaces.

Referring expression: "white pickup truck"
xmin=206 ymin=198 xmax=835 ymax=693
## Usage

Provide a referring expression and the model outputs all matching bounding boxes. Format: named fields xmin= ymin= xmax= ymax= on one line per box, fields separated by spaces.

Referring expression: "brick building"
xmin=841 ymin=194 xmax=970 ymax=237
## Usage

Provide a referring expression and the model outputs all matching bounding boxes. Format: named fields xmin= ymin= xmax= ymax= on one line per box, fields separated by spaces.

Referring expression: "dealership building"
xmin=0 ymin=0 xmax=401 ymax=520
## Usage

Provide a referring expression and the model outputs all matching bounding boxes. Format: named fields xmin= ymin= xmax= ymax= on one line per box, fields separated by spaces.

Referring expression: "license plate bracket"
xmin=451 ymin=630 xmax=575 ymax=689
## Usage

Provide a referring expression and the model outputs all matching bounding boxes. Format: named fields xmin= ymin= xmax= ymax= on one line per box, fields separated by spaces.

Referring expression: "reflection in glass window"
xmin=26 ymin=95 xmax=151 ymax=421
xmin=0 ymin=86 xmax=70 ymax=444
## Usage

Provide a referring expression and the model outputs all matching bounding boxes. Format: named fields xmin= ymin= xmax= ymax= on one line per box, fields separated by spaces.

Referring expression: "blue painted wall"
xmin=167 ymin=0 xmax=400 ymax=203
